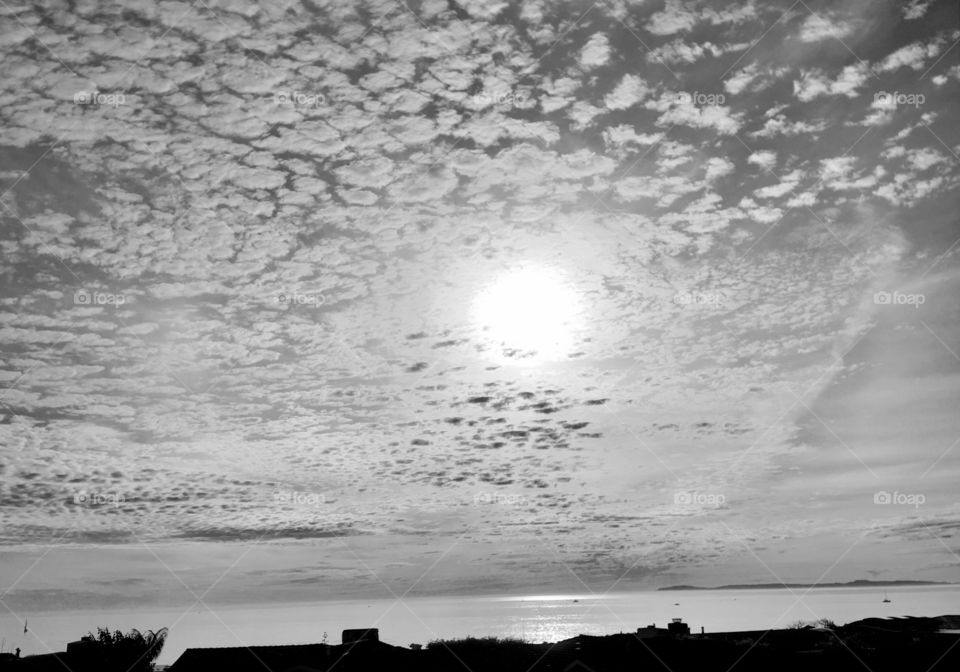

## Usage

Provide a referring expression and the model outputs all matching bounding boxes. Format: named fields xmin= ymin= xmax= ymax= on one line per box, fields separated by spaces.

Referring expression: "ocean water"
xmin=4 ymin=585 xmax=958 ymax=665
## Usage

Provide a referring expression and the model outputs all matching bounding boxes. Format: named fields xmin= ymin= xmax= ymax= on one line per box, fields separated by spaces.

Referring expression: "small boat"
xmin=882 ymin=591 xmax=891 ymax=603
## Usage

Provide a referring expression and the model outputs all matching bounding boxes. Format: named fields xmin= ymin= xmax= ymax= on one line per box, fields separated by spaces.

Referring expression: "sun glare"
xmin=473 ymin=266 xmax=580 ymax=362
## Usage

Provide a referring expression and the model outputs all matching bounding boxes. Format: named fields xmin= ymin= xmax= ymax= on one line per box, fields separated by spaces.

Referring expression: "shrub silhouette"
xmin=83 ymin=627 xmax=168 ymax=672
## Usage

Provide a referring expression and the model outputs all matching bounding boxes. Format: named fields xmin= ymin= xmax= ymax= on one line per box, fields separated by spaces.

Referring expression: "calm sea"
xmin=4 ymin=585 xmax=958 ymax=665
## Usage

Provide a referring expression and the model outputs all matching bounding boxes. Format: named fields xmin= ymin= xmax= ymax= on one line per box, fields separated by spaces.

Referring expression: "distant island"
xmin=659 ymin=579 xmax=950 ymax=591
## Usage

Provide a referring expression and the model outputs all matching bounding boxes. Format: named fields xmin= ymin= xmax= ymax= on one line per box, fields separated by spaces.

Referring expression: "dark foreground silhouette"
xmin=3 ymin=617 xmax=959 ymax=672
xmin=1 ymin=627 xmax=166 ymax=672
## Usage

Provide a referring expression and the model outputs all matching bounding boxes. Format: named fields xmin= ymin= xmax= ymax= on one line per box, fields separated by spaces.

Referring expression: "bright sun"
xmin=473 ymin=266 xmax=580 ymax=362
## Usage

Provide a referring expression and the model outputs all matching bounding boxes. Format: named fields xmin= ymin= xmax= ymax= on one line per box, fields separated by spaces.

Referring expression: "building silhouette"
xmin=341 ymin=628 xmax=378 ymax=645
xmin=635 ymin=623 xmax=670 ymax=639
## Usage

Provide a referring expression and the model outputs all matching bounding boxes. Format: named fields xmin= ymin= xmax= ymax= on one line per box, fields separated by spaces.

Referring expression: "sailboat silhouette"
xmin=882 ymin=590 xmax=891 ymax=603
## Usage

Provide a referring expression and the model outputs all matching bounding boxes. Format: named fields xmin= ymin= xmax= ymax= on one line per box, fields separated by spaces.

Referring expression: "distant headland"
xmin=658 ymin=579 xmax=951 ymax=591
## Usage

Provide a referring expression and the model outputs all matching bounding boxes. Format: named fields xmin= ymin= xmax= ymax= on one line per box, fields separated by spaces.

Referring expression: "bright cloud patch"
xmin=799 ymin=14 xmax=852 ymax=42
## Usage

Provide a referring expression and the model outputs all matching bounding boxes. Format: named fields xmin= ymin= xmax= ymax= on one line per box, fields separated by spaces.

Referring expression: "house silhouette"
xmin=167 ymin=633 xmax=410 ymax=672
xmin=636 ymin=623 xmax=670 ymax=639
xmin=168 ymin=644 xmax=331 ymax=672
xmin=341 ymin=628 xmax=378 ymax=644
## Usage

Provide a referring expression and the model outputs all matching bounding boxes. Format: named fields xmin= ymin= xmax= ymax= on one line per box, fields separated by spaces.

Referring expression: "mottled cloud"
xmin=0 ymin=0 xmax=958 ymax=608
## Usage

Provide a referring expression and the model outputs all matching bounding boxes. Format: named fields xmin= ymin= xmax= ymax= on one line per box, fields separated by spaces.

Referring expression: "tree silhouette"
xmin=84 ymin=627 xmax=168 ymax=672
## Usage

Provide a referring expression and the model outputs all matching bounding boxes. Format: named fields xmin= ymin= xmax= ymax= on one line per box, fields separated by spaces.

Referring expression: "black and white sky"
xmin=1 ymin=0 xmax=959 ymax=613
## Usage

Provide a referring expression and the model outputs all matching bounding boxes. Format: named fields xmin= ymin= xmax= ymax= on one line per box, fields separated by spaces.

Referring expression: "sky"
xmin=1 ymin=0 xmax=959 ymax=638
